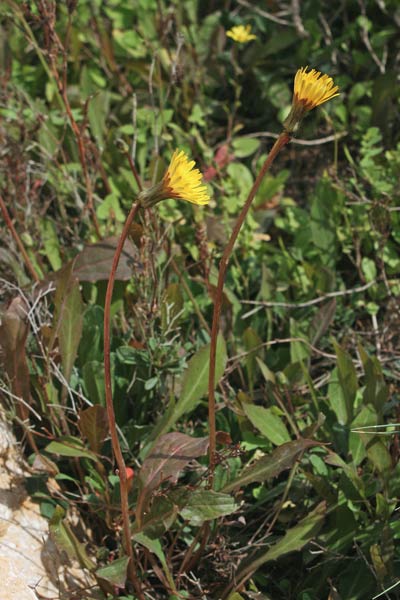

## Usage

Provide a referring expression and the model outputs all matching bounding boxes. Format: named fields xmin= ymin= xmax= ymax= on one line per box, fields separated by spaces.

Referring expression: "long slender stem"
xmin=207 ymin=132 xmax=291 ymax=482
xmin=103 ymin=201 xmax=144 ymax=598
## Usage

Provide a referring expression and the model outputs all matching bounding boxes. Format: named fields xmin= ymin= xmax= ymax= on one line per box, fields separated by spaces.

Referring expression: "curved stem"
xmin=207 ymin=132 xmax=291 ymax=483
xmin=103 ymin=201 xmax=144 ymax=597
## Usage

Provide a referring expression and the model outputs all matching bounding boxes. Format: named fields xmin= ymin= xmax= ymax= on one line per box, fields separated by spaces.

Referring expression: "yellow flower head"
xmin=226 ymin=24 xmax=257 ymax=44
xmin=139 ymin=150 xmax=210 ymax=208
xmin=284 ymin=66 xmax=339 ymax=134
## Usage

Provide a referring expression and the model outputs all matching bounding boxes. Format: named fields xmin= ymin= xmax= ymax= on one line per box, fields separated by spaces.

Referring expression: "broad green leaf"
xmin=222 ymin=439 xmax=319 ymax=493
xmin=232 ymin=137 xmax=260 ymax=158
xmin=180 ymin=489 xmax=238 ymax=525
xmin=176 ymin=334 xmax=226 ymax=419
xmin=236 ymin=502 xmax=326 ymax=583
xmin=151 ymin=335 xmax=227 ymax=438
xmin=96 ymin=556 xmax=130 ymax=590
xmin=45 ymin=436 xmax=98 ymax=461
xmin=243 ymin=404 xmax=291 ymax=446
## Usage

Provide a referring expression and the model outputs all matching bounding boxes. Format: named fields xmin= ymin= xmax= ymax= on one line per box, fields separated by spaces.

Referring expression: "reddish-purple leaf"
xmin=138 ymin=432 xmax=209 ymax=495
xmin=72 ymin=237 xmax=140 ymax=282
xmin=79 ymin=405 xmax=109 ymax=454
xmin=0 ymin=296 xmax=31 ymax=406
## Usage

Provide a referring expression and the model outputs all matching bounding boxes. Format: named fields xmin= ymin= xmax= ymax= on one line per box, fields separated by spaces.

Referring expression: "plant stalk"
xmin=103 ymin=201 xmax=144 ymax=597
xmin=207 ymin=132 xmax=291 ymax=482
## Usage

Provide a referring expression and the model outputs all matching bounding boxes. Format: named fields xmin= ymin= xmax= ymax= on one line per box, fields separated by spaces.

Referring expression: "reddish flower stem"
xmin=207 ymin=132 xmax=291 ymax=483
xmin=103 ymin=201 xmax=144 ymax=598
xmin=0 ymin=194 xmax=40 ymax=283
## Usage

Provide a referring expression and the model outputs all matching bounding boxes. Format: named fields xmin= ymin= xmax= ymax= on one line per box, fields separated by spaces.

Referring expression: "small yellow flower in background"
xmin=284 ymin=66 xmax=339 ymax=134
xmin=139 ymin=150 xmax=210 ymax=208
xmin=226 ymin=24 xmax=257 ymax=44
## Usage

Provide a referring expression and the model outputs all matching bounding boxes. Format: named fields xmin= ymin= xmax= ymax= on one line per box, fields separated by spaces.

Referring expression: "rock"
xmin=0 ymin=416 xmax=100 ymax=599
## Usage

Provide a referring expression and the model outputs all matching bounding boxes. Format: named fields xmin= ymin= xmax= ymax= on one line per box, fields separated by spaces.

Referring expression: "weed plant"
xmin=1 ymin=1 xmax=400 ymax=599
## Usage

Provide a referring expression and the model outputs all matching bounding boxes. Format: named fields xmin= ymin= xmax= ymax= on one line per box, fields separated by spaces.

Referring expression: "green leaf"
xmin=290 ymin=318 xmax=310 ymax=363
xmin=96 ymin=556 xmax=130 ymax=591
xmin=45 ymin=436 xmax=98 ymax=461
xmin=358 ymin=344 xmax=388 ymax=413
xmin=236 ymin=502 xmax=326 ymax=582
xmin=39 ymin=218 xmax=62 ymax=271
xmin=50 ymin=505 xmax=95 ymax=571
xmin=366 ymin=438 xmax=392 ymax=476
xmin=309 ymin=178 xmax=338 ymax=267
xmin=87 ymin=90 xmax=110 ymax=148
xmin=256 ymin=357 xmax=276 ymax=384
xmin=243 ymin=404 xmax=291 ymax=446
xmin=349 ymin=404 xmax=378 ymax=465
xmin=333 ymin=340 xmax=358 ymax=423
xmin=161 ymin=282 xmax=184 ymax=332
xmin=309 ymin=299 xmax=336 ymax=346
xmin=222 ymin=439 xmax=319 ymax=493
xmin=242 ymin=327 xmax=262 ymax=391
xmin=179 ymin=489 xmax=238 ymax=525
xmin=175 ymin=333 xmax=227 ymax=420
xmin=132 ymin=490 xmax=184 ymax=538
xmin=327 ymin=367 xmax=349 ymax=425
xmin=232 ymin=137 xmax=260 ymax=158
xmin=134 ymin=532 xmax=176 ymax=593
xmin=151 ymin=335 xmax=227 ymax=438
xmin=52 ymin=264 xmax=84 ymax=385
xmin=82 ymin=360 xmax=106 ymax=406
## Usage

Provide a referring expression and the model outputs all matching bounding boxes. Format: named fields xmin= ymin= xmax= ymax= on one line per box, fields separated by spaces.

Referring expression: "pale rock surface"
xmin=0 ymin=417 xmax=99 ymax=600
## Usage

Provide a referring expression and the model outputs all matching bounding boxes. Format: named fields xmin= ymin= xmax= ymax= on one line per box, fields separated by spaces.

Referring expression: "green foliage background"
xmin=1 ymin=0 xmax=400 ymax=598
